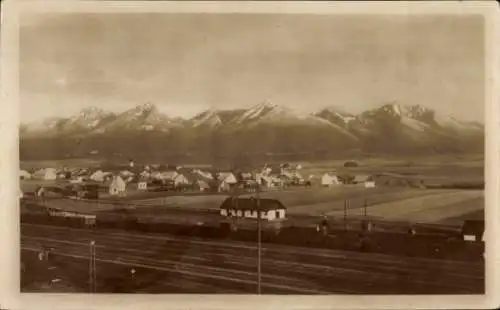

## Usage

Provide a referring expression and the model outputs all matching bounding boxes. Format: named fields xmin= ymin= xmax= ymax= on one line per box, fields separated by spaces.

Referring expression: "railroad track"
xmin=20 ymin=223 xmax=484 ymax=294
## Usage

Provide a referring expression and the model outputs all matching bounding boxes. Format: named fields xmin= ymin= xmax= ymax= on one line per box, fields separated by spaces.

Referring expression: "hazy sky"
xmin=19 ymin=13 xmax=485 ymax=123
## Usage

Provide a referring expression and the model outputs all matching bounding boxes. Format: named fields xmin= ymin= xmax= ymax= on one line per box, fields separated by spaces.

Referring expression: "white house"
xmin=219 ymin=197 xmax=287 ymax=221
xmin=256 ymin=173 xmax=274 ymax=188
xmin=218 ymin=181 xmax=231 ymax=192
xmin=137 ymin=181 xmax=148 ymax=190
xmin=109 ymin=175 xmax=126 ymax=196
xmin=156 ymin=171 xmax=189 ymax=186
xmin=19 ymin=170 xmax=32 ymax=180
xmin=194 ymin=180 xmax=210 ymax=192
xmin=217 ymin=172 xmax=238 ymax=192
xmin=90 ymin=170 xmax=107 ymax=182
xmin=321 ymin=173 xmax=340 ymax=187
xmin=364 ymin=180 xmax=376 ymax=188
xmin=194 ymin=169 xmax=213 ymax=180
xmin=270 ymin=176 xmax=284 ymax=188
xmin=173 ymin=174 xmax=189 ymax=186
xmin=353 ymin=175 xmax=376 ymax=188
xmin=33 ymin=168 xmax=57 ymax=181
xmin=219 ymin=172 xmax=238 ymax=184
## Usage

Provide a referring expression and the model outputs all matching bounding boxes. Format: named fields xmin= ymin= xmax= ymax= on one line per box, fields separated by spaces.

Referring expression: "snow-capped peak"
xmin=133 ymin=102 xmax=157 ymax=114
xmin=319 ymin=106 xmax=353 ymax=116
xmin=404 ymin=104 xmax=434 ymax=120
xmin=380 ymin=102 xmax=402 ymax=117
xmin=190 ymin=109 xmax=223 ymax=127
xmin=238 ymin=101 xmax=278 ymax=121
xmin=74 ymin=107 xmax=110 ymax=120
xmin=56 ymin=107 xmax=112 ymax=131
xmin=316 ymin=107 xmax=356 ymax=125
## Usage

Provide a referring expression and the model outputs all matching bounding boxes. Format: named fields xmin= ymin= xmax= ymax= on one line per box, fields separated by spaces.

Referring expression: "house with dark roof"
xmin=219 ymin=197 xmax=286 ymax=221
xmin=461 ymin=220 xmax=484 ymax=242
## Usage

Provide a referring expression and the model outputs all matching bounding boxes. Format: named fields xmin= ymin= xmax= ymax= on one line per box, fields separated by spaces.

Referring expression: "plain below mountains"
xmin=19 ymin=102 xmax=484 ymax=162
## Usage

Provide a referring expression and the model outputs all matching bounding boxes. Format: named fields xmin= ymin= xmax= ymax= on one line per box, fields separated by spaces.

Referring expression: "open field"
xmin=31 ymin=186 xmax=484 ymax=229
xmin=118 ymin=187 xmax=485 ymax=225
xmin=323 ymin=190 xmax=483 ymax=223
xmin=21 ymin=223 xmax=484 ymax=294
xmin=20 ymin=154 xmax=483 ymax=168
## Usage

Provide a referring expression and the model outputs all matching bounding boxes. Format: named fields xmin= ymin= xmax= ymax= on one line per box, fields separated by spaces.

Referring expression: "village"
xmin=19 ymin=159 xmax=384 ymax=201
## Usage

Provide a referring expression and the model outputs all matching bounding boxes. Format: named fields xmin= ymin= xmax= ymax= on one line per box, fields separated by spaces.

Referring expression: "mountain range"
xmin=19 ymin=102 xmax=484 ymax=162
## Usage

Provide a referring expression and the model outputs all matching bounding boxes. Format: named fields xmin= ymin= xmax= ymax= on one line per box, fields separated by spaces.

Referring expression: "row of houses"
xmin=20 ymin=164 xmax=379 ymax=196
xmin=320 ymin=173 xmax=376 ymax=188
xmin=20 ymin=165 xmax=303 ymax=191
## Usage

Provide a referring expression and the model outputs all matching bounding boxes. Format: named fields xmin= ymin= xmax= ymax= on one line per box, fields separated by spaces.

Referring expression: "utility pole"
xmin=89 ymin=240 xmax=96 ymax=293
xmin=343 ymin=200 xmax=348 ymax=231
xmin=256 ymin=183 xmax=262 ymax=295
xmin=363 ymin=199 xmax=367 ymax=217
xmin=232 ymin=180 xmax=239 ymax=231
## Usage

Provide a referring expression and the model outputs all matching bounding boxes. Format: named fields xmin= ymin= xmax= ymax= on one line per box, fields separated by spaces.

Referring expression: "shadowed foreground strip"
xmin=21 ymin=224 xmax=484 ymax=294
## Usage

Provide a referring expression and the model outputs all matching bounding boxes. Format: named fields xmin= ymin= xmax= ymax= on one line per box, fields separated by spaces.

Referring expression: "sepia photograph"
xmin=1 ymin=1 xmax=499 ymax=309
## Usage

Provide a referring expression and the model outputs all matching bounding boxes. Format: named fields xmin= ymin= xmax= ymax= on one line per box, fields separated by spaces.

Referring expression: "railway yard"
xmin=21 ymin=223 xmax=484 ymax=294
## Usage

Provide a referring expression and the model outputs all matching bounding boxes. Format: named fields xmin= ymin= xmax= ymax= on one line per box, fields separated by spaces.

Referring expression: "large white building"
xmin=19 ymin=170 xmax=32 ymax=180
xmin=321 ymin=173 xmax=340 ymax=187
xmin=33 ymin=168 xmax=57 ymax=181
xmin=219 ymin=197 xmax=287 ymax=221
xmin=109 ymin=175 xmax=126 ymax=196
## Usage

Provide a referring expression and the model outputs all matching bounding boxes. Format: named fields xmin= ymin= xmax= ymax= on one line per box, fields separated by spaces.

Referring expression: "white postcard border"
xmin=1 ymin=1 xmax=499 ymax=309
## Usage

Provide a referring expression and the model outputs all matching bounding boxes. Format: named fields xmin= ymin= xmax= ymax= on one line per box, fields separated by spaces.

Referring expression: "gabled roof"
xmin=220 ymin=197 xmax=286 ymax=211
xmin=354 ymin=175 xmax=371 ymax=182
xmin=184 ymin=172 xmax=212 ymax=184
xmin=110 ymin=175 xmax=126 ymax=187
xmin=176 ymin=167 xmax=194 ymax=175
xmin=196 ymin=180 xmax=210 ymax=188
xmin=20 ymin=170 xmax=32 ymax=176
xmin=218 ymin=172 xmax=238 ymax=183
xmin=34 ymin=167 xmax=57 ymax=175
xmin=159 ymin=171 xmax=178 ymax=180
